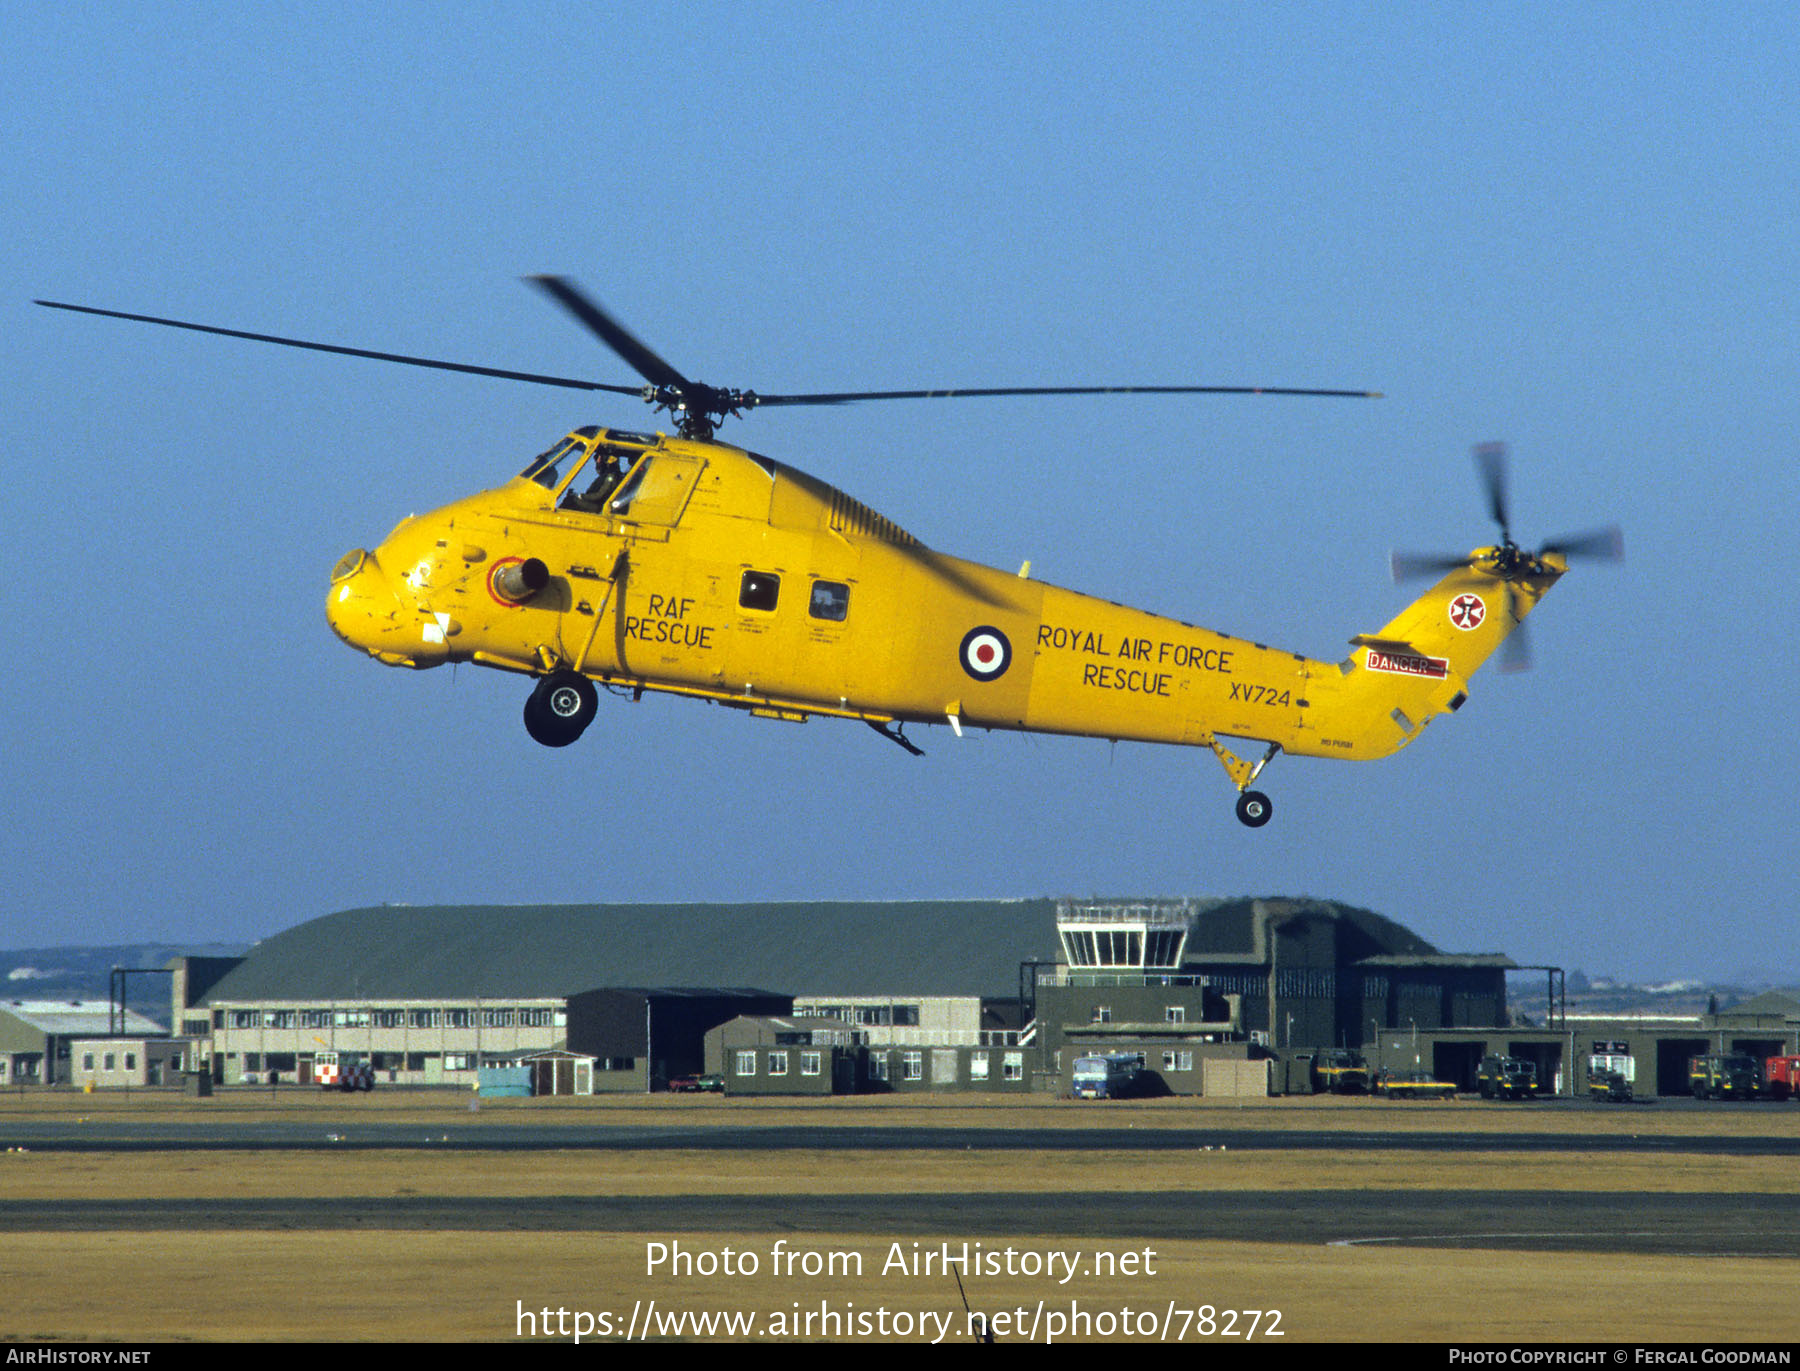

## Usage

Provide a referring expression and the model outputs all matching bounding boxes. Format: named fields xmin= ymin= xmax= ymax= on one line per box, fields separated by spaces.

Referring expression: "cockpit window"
xmin=559 ymin=446 xmax=639 ymax=513
xmin=520 ymin=437 xmax=584 ymax=489
xmin=606 ymin=458 xmax=651 ymax=517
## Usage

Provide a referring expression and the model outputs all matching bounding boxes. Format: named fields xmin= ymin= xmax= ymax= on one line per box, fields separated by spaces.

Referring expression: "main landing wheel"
xmin=1235 ymin=790 xmax=1273 ymax=828
xmin=523 ymin=670 xmax=598 ymax=748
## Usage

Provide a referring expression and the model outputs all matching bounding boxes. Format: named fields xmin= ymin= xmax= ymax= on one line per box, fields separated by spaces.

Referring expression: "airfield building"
xmin=0 ymin=1001 xmax=168 ymax=1086
xmin=15 ymin=895 xmax=1756 ymax=1098
xmin=158 ymin=896 xmax=1558 ymax=1096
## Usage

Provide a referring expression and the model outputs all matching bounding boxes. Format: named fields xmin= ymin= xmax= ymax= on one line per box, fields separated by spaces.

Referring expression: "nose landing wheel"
xmin=1234 ymin=790 xmax=1273 ymax=828
xmin=523 ymin=670 xmax=598 ymax=748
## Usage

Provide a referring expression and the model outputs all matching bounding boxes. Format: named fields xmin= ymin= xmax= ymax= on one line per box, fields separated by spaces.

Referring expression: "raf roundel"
xmin=959 ymin=626 xmax=1012 ymax=682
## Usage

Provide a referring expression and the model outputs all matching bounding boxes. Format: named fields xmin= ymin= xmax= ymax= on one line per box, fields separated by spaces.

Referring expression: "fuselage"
xmin=328 ymin=426 xmax=1562 ymax=765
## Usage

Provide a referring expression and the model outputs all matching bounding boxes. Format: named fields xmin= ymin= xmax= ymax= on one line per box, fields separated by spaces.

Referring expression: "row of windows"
xmin=233 ymin=1051 xmax=564 ymax=1073
xmin=739 ymin=571 xmax=852 ymax=623
xmin=791 ymin=1002 xmax=923 ymax=1027
xmin=1085 ymin=1050 xmax=1195 ymax=1072
xmin=735 ymin=1049 xmax=826 ymax=1077
xmin=1090 ymin=1006 xmax=1189 ymax=1024
xmin=1061 ymin=928 xmax=1186 ymax=969
xmin=751 ymin=1050 xmax=1027 ymax=1083
xmin=81 ymin=1051 xmax=146 ymax=1072
xmin=219 ymin=1007 xmax=562 ymax=1030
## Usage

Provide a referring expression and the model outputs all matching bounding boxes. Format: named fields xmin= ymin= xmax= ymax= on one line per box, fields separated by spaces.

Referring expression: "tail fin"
xmin=1315 ymin=550 xmax=1565 ymax=759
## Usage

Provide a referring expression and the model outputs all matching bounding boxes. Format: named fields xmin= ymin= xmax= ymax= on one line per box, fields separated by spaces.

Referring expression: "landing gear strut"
xmin=523 ymin=670 xmax=598 ymax=748
xmin=1209 ymin=738 xmax=1282 ymax=828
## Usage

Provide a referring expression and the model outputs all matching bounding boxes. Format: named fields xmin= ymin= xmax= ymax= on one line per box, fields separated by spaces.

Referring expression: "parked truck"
xmin=1588 ymin=1068 xmax=1634 ymax=1103
xmin=315 ymin=1051 xmax=375 ymax=1092
xmin=1763 ymin=1056 xmax=1800 ymax=1101
xmin=1311 ymin=1049 xmax=1369 ymax=1095
xmin=1688 ymin=1053 xmax=1759 ymax=1101
xmin=1476 ymin=1055 xmax=1539 ymax=1100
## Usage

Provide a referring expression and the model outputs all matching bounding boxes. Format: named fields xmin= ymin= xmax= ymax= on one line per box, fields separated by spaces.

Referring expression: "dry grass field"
xmin=3 ymin=1089 xmax=1797 ymax=1344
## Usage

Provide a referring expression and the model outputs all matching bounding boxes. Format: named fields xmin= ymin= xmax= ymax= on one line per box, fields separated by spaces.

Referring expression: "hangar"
xmin=175 ymin=900 xmax=1046 ymax=1091
xmin=155 ymin=896 xmax=1800 ymax=1098
xmin=169 ymin=895 xmax=1556 ymax=1095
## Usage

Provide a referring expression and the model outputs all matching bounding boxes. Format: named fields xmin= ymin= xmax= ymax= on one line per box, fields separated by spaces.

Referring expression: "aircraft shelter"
xmin=66 ymin=899 xmax=1794 ymax=1099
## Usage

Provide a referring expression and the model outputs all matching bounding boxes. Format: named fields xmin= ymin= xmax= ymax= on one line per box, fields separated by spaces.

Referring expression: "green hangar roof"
xmin=199 ymin=900 xmax=1061 ymax=1003
xmin=1186 ymin=897 xmax=1445 ymax=962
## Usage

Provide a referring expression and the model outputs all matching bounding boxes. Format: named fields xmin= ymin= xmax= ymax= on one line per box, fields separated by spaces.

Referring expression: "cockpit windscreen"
xmin=519 ymin=437 xmax=587 ymax=489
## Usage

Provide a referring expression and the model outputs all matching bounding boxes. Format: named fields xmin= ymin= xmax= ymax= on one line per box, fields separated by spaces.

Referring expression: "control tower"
xmin=1054 ymin=898 xmax=1197 ymax=973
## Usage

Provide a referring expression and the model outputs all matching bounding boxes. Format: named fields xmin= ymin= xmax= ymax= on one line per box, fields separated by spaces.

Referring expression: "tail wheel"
xmin=524 ymin=671 xmax=598 ymax=747
xmin=1235 ymin=790 xmax=1273 ymax=828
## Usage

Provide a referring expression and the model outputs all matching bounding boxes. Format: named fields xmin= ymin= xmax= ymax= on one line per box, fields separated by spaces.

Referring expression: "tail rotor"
xmin=1391 ymin=442 xmax=1623 ymax=671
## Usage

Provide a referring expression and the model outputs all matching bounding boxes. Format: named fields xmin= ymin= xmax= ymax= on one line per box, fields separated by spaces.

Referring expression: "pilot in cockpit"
xmin=563 ymin=448 xmax=635 ymax=512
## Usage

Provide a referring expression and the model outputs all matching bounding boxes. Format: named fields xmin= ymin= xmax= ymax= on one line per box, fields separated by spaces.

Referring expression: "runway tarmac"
xmin=0 ymin=1190 xmax=1793 ymax=1257
xmin=7 ymin=1117 xmax=1800 ymax=1156
xmin=5 ymin=1109 xmax=1797 ymax=1258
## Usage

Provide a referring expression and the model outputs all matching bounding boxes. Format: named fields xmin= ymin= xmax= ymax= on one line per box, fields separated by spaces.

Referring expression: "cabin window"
xmin=740 ymin=571 xmax=780 ymax=612
xmin=809 ymin=580 xmax=850 ymax=622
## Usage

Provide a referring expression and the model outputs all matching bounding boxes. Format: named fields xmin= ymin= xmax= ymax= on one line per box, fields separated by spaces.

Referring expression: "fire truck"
xmin=314 ymin=1052 xmax=375 ymax=1092
xmin=1763 ymin=1056 xmax=1800 ymax=1101
xmin=1687 ymin=1053 xmax=1759 ymax=1101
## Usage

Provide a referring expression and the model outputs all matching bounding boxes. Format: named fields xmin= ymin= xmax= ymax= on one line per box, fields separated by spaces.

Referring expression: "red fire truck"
xmin=1763 ymin=1056 xmax=1800 ymax=1101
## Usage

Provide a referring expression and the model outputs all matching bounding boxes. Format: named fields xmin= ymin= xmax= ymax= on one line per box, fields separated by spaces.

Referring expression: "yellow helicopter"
xmin=36 ymin=279 xmax=1620 ymax=826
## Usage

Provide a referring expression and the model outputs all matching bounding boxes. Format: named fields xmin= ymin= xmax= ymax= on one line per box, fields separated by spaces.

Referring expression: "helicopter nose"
xmin=327 ymin=548 xmax=451 ymax=668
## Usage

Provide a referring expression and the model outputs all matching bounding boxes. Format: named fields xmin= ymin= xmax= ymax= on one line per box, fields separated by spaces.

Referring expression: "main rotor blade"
xmin=749 ymin=383 xmax=1382 ymax=407
xmin=1541 ymin=525 xmax=1624 ymax=561
xmin=1474 ymin=441 xmax=1511 ymax=538
xmin=34 ymin=299 xmax=646 ymax=397
xmin=525 ymin=275 xmax=694 ymax=395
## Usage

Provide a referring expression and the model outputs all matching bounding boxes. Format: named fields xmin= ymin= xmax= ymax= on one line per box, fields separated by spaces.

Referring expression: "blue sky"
xmin=5 ymin=5 xmax=1795 ymax=981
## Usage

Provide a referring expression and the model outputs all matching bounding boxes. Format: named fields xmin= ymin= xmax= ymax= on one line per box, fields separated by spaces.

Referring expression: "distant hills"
xmin=1507 ymin=970 xmax=1796 ymax=1022
xmin=2 ymin=943 xmax=249 ymax=1027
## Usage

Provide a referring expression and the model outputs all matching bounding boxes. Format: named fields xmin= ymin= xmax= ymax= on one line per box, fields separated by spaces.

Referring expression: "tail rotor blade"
xmin=1541 ymin=525 xmax=1624 ymax=562
xmin=1499 ymin=586 xmax=1534 ymax=673
xmin=1474 ymin=441 xmax=1511 ymax=540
